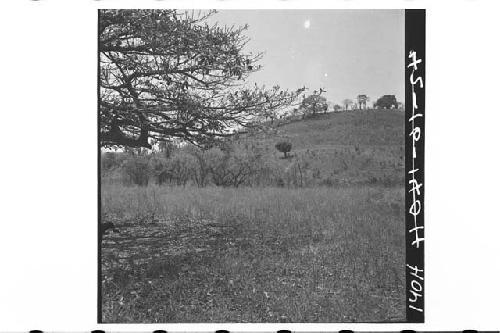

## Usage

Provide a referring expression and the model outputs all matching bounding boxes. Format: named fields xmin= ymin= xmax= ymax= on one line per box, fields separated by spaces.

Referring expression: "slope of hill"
xmin=246 ymin=109 xmax=405 ymax=186
xmin=270 ymin=109 xmax=403 ymax=148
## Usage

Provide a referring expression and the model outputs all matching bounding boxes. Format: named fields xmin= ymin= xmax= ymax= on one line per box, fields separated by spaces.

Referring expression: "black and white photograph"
xmin=99 ymin=9 xmax=409 ymax=323
xmin=1 ymin=0 xmax=500 ymax=331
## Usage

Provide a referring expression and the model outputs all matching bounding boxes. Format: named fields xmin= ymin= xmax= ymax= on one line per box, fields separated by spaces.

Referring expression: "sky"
xmin=209 ymin=10 xmax=405 ymax=106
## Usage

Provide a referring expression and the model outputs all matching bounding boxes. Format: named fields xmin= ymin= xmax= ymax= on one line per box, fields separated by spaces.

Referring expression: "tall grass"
xmin=101 ymin=184 xmax=405 ymax=322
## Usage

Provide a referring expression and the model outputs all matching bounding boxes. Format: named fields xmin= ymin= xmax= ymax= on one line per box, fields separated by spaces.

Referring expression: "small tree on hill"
xmin=357 ymin=94 xmax=369 ymax=109
xmin=375 ymin=95 xmax=398 ymax=109
xmin=275 ymin=141 xmax=292 ymax=158
xmin=342 ymin=98 xmax=353 ymax=111
xmin=300 ymin=93 xmax=328 ymax=118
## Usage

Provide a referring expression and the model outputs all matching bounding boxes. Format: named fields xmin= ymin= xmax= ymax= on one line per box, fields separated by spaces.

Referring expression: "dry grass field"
xmin=101 ymin=184 xmax=405 ymax=322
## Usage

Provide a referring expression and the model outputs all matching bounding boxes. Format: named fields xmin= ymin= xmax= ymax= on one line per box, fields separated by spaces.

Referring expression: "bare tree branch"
xmin=99 ymin=9 xmax=304 ymax=148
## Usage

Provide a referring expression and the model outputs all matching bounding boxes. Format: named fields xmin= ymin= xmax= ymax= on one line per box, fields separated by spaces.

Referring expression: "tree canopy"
xmin=375 ymin=95 xmax=398 ymax=109
xmin=275 ymin=141 xmax=292 ymax=158
xmin=99 ymin=10 xmax=304 ymax=149
xmin=342 ymin=98 xmax=353 ymax=110
xmin=300 ymin=93 xmax=328 ymax=118
xmin=356 ymin=94 xmax=369 ymax=109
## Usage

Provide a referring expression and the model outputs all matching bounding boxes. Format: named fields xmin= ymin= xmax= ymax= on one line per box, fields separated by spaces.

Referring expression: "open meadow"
xmin=101 ymin=184 xmax=405 ymax=322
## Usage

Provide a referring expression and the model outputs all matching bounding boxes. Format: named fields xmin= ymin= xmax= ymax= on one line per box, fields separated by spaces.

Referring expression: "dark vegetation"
xmin=374 ymin=95 xmax=399 ymax=109
xmin=275 ymin=141 xmax=292 ymax=159
xmin=99 ymin=222 xmax=120 ymax=237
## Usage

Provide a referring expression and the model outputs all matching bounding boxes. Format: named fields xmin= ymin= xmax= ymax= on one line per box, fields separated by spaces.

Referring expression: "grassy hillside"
xmin=275 ymin=109 xmax=404 ymax=148
xmin=245 ymin=109 xmax=405 ymax=186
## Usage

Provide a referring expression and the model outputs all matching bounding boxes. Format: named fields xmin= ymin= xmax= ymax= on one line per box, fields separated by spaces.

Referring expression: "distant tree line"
xmin=275 ymin=93 xmax=402 ymax=125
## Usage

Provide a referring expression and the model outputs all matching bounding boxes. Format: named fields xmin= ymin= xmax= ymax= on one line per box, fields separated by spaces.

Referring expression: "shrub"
xmin=275 ymin=141 xmax=292 ymax=158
